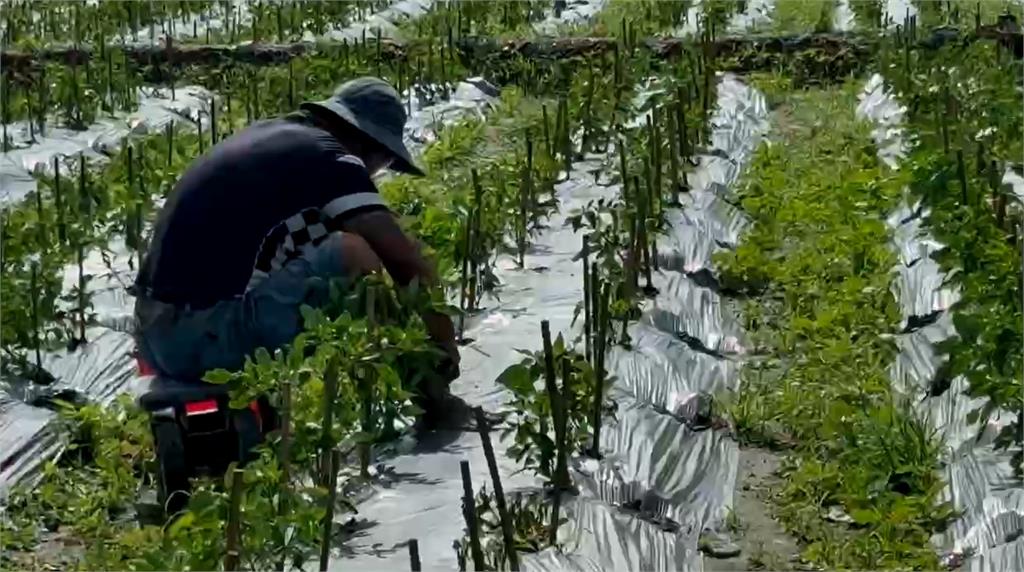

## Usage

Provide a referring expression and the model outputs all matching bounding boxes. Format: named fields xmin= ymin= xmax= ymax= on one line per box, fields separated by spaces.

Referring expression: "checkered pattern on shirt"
xmin=254 ymin=208 xmax=332 ymax=274
xmin=251 ymin=155 xmax=385 ymax=278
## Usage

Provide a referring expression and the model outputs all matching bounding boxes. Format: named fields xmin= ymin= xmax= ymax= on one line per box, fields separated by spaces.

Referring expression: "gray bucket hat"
xmin=301 ymin=77 xmax=424 ymax=176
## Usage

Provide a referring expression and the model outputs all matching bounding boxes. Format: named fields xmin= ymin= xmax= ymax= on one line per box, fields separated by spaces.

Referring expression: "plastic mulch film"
xmin=833 ymin=0 xmax=856 ymax=33
xmin=335 ymin=73 xmax=768 ymax=571
xmin=727 ymin=0 xmax=775 ymax=33
xmin=304 ymin=0 xmax=436 ymax=43
xmin=0 ymin=78 xmax=500 ymax=497
xmin=533 ymin=0 xmax=609 ymax=36
xmin=856 ymin=73 xmax=1024 ymax=571
xmin=883 ymin=0 xmax=917 ymax=28
xmin=0 ymin=86 xmax=213 ymax=208
xmin=107 ymin=0 xmax=433 ymax=47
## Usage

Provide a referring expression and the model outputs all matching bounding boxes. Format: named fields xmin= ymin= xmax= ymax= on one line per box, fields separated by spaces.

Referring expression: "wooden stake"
xmin=224 ymin=467 xmax=245 ymax=571
xmin=319 ymin=449 xmax=341 ymax=572
xmin=475 ymin=409 xmax=520 ymax=571
xmin=459 ymin=461 xmax=485 ymax=571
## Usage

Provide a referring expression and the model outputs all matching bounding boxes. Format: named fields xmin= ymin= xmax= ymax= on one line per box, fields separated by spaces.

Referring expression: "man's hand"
xmin=340 ymin=209 xmax=460 ymax=364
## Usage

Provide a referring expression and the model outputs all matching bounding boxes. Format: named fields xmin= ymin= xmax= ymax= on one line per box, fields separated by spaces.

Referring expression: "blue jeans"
xmin=135 ymin=233 xmax=347 ymax=381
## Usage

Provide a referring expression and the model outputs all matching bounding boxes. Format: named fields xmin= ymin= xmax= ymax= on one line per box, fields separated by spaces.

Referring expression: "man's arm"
xmin=339 ymin=209 xmax=460 ymax=365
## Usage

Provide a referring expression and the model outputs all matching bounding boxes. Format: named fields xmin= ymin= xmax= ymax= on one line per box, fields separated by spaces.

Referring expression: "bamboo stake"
xmin=360 ymin=286 xmax=376 ymax=479
xmin=549 ymin=483 xmax=562 ymax=547
xmin=30 ymin=262 xmax=43 ymax=381
xmin=588 ymin=282 xmax=609 ymax=458
xmin=560 ymin=97 xmax=572 ymax=176
xmin=53 ymin=157 xmax=66 ymax=245
xmin=582 ymin=236 xmax=592 ymax=363
xmin=957 ymin=149 xmax=968 ymax=206
xmin=518 ymin=162 xmax=530 ymax=268
xmin=77 ymin=152 xmax=90 ymax=217
xmin=77 ymin=240 xmax=87 ymax=344
xmin=459 ymin=211 xmax=472 ymax=341
xmin=166 ymin=121 xmax=174 ymax=166
xmin=224 ymin=467 xmax=245 ymax=571
xmin=319 ymin=449 xmax=341 ymax=572
xmin=276 ymin=379 xmax=293 ymax=568
xmin=541 ymin=321 xmax=569 ymax=492
xmin=211 ymin=97 xmax=218 ymax=144
xmin=319 ymin=359 xmax=340 ymax=487
xmin=475 ymin=408 xmax=520 ymax=571
xmin=641 ymin=174 xmax=654 ymax=292
xmin=468 ymin=169 xmax=484 ymax=312
xmin=542 ymin=104 xmax=552 ymax=160
xmin=459 ymin=460 xmax=485 ymax=571
xmin=409 ymin=539 xmax=422 ymax=571
xmin=667 ymin=103 xmax=682 ymax=202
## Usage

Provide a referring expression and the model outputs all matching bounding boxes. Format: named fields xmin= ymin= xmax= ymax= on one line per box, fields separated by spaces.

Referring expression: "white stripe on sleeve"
xmin=322 ymin=192 xmax=386 ymax=219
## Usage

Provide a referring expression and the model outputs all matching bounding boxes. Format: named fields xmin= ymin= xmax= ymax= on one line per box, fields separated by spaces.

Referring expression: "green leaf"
xmin=496 ymin=363 xmax=535 ymax=395
xmin=202 ymin=369 xmax=235 ymax=385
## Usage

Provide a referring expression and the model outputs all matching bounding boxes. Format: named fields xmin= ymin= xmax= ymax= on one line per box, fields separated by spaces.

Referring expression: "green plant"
xmin=496 ymin=336 xmax=606 ymax=486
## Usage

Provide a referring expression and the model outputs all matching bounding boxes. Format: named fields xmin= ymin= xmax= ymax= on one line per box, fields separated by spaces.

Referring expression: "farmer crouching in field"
xmin=131 ymin=77 xmax=466 ymax=429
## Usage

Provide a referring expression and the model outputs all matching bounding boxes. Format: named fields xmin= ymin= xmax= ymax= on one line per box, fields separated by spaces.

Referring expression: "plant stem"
xmin=319 ymin=449 xmax=341 ymax=572
xmin=474 ymin=408 xmax=520 ymax=571
xmin=459 ymin=460 xmax=485 ymax=571
xmin=225 ymin=467 xmax=245 ymax=571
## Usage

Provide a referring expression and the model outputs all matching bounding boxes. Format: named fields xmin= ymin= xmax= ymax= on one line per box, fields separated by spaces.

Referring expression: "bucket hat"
xmin=301 ymin=77 xmax=424 ymax=176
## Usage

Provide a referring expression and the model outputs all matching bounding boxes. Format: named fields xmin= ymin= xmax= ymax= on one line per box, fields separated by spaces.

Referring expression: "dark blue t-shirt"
xmin=135 ymin=113 xmax=387 ymax=307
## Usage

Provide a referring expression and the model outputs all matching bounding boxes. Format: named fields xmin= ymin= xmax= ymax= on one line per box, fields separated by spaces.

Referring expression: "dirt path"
xmin=706 ymin=446 xmax=805 ymax=572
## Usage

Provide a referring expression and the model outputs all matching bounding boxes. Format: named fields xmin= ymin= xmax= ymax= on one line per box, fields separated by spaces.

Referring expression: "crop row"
xmin=0 ymin=0 xmax=397 ymax=49
xmin=878 ymin=32 xmax=1023 ymax=472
